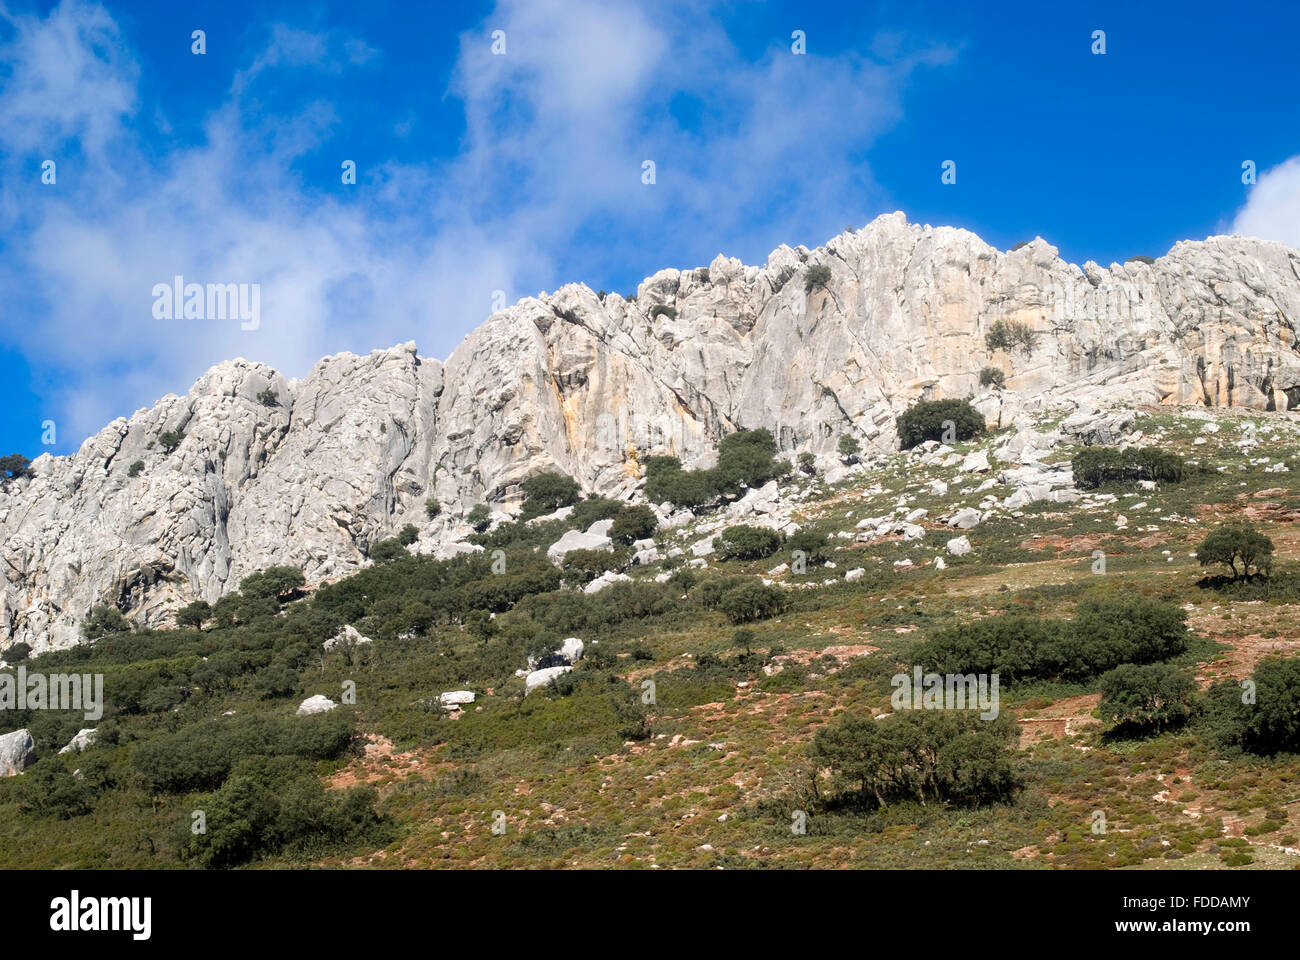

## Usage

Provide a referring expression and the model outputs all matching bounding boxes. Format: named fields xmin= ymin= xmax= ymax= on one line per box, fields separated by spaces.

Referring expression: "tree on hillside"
xmin=519 ymin=472 xmax=581 ymax=520
xmin=1197 ymin=524 xmax=1274 ymax=580
xmin=0 ymin=453 xmax=32 ymax=483
xmin=83 ymin=605 xmax=131 ymax=640
xmin=1098 ymin=663 xmax=1199 ymax=734
xmin=610 ymin=504 xmax=658 ymax=544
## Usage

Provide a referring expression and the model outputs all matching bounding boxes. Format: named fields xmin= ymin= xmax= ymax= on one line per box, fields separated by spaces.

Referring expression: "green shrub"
xmin=1204 ymin=656 xmax=1300 ymax=754
xmin=425 ymin=497 xmax=441 ymax=519
xmin=158 ymin=430 xmax=185 ymax=454
xmin=1098 ymin=663 xmax=1199 ymax=734
xmin=239 ymin=566 xmax=306 ymax=600
xmin=257 ymin=387 xmax=279 ymax=407
xmin=805 ymin=264 xmax=832 ymax=292
xmin=649 ymin=304 xmax=677 ymax=320
xmin=715 ymin=525 xmax=782 ymax=561
xmin=519 ymin=472 xmax=581 ymax=520
xmin=1126 ymin=254 xmax=1156 ymax=265
xmin=176 ymin=600 xmax=211 ymax=628
xmin=785 ymin=528 xmax=832 ymax=565
xmin=609 ymin=504 xmax=657 ymax=544
xmin=837 ymin=435 xmax=860 ymax=461
xmin=0 ymin=453 xmax=32 ymax=482
xmin=561 ymin=548 xmax=625 ymax=584
xmin=718 ymin=582 xmax=788 ymax=623
xmin=979 ymin=366 xmax=1006 ymax=389
xmin=16 ymin=761 xmax=95 ymax=819
xmin=896 ymin=399 xmax=985 ymax=450
xmin=467 ymin=504 xmax=491 ymax=532
xmin=397 ymin=524 xmax=420 ymax=546
xmin=82 ymin=605 xmax=131 ymax=640
xmin=922 ymin=597 xmax=1187 ymax=683
xmin=569 ymin=496 xmax=623 ymax=529
xmin=984 ymin=318 xmax=1037 ymax=355
xmin=644 ymin=428 xmax=788 ymax=508
xmin=368 ymin=538 xmax=408 ymax=564
xmin=128 ymin=460 xmax=144 ymax=477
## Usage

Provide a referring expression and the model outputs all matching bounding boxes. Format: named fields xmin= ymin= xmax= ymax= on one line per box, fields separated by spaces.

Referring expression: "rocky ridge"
xmin=4 ymin=212 xmax=1300 ymax=650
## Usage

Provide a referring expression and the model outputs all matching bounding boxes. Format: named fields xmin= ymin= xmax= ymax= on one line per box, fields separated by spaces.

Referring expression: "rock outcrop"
xmin=0 ymin=728 xmax=36 ymax=776
xmin=4 ymin=213 xmax=1300 ymax=650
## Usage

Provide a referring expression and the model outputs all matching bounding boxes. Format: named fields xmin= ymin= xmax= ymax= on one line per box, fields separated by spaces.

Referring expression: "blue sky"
xmin=2 ymin=0 xmax=1298 ymax=457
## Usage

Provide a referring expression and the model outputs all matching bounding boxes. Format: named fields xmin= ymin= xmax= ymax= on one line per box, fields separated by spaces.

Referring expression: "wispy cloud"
xmin=1231 ymin=155 xmax=1300 ymax=249
xmin=0 ymin=0 xmax=949 ymax=450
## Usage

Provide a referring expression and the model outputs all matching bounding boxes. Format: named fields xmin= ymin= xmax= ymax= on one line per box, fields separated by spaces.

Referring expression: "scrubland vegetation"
xmin=2 ymin=406 xmax=1300 ymax=870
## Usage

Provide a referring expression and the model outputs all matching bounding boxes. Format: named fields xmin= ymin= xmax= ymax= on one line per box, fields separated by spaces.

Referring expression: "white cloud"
xmin=1231 ymin=155 xmax=1300 ymax=248
xmin=0 ymin=0 xmax=949 ymax=449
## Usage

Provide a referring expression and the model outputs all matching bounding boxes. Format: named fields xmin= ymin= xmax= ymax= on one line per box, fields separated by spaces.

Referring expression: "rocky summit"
xmin=3 ymin=212 xmax=1300 ymax=651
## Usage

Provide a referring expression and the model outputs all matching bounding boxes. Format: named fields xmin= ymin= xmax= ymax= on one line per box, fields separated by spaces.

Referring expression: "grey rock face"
xmin=58 ymin=727 xmax=98 ymax=755
xmin=296 ymin=695 xmax=337 ymax=716
xmin=0 ymin=728 xmax=36 ymax=776
xmin=4 ymin=213 xmax=1300 ymax=650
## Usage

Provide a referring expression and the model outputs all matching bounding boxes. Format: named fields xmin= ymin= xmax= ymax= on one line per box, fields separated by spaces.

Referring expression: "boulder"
xmin=946 ymin=535 xmax=973 ymax=557
xmin=438 ymin=690 xmax=476 ymax=708
xmin=323 ymin=624 xmax=373 ymax=651
xmin=296 ymin=694 xmax=337 ymax=716
xmin=0 ymin=729 xmax=36 ymax=776
xmin=58 ymin=728 xmax=98 ymax=755
xmin=525 ymin=665 xmax=572 ymax=695
xmin=547 ymin=527 xmax=613 ymax=562
xmin=559 ymin=637 xmax=585 ymax=664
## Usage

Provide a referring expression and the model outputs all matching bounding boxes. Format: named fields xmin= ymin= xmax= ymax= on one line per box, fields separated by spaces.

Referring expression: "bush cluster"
xmin=809 ymin=710 xmax=1021 ymax=808
xmin=920 ymin=597 xmax=1188 ymax=683
xmin=1071 ymin=446 xmax=1186 ymax=489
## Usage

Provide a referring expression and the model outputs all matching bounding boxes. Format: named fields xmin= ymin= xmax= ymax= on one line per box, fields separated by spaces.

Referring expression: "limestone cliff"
xmin=4 ymin=212 xmax=1299 ymax=649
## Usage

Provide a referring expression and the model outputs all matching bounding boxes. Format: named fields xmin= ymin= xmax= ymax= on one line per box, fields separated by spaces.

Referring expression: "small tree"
xmin=0 ymin=453 xmax=32 ymax=483
xmin=979 ymin=366 xmax=1006 ymax=390
xmin=733 ymin=627 xmax=756 ymax=656
xmin=896 ymin=399 xmax=986 ymax=450
xmin=519 ymin=472 xmax=581 ymax=520
xmin=158 ymin=430 xmax=185 ymax=454
xmin=128 ymin=460 xmax=145 ymax=477
xmin=256 ymin=388 xmax=279 ymax=407
xmin=397 ymin=524 xmax=420 ymax=546
xmin=425 ymin=497 xmax=441 ymax=520
xmin=984 ymin=318 xmax=1037 ymax=355
xmin=837 ymin=434 xmax=860 ymax=463
xmin=83 ymin=605 xmax=131 ymax=640
xmin=239 ymin=566 xmax=306 ymax=601
xmin=467 ymin=504 xmax=491 ymax=533
xmin=1098 ymin=663 xmax=1199 ymax=734
xmin=610 ymin=504 xmax=658 ymax=544
xmin=1197 ymin=524 xmax=1274 ymax=580
xmin=177 ymin=600 xmax=211 ymax=629
xmin=797 ymin=451 xmax=816 ymax=475
xmin=649 ymin=304 xmax=677 ymax=319
xmin=715 ymin=525 xmax=782 ymax=561
xmin=718 ymin=582 xmax=788 ymax=623
xmin=804 ymin=264 xmax=832 ymax=292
